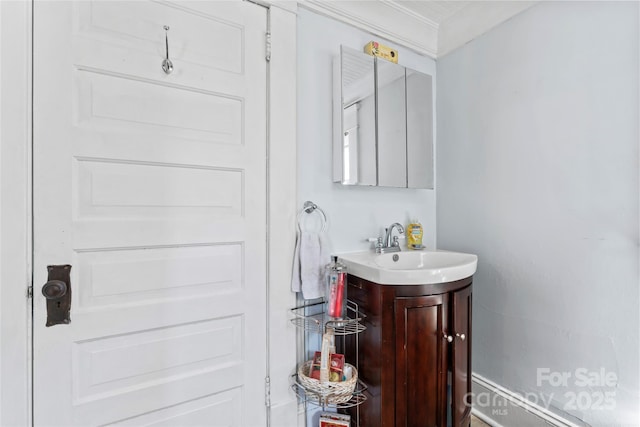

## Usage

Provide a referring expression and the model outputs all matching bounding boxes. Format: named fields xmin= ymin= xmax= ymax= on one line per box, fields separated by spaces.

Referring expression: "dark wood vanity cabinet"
xmin=342 ymin=275 xmax=472 ymax=427
xmin=451 ymin=284 xmax=472 ymax=426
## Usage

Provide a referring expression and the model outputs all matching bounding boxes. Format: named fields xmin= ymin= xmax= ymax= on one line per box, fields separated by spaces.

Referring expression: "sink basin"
xmin=338 ymin=250 xmax=477 ymax=285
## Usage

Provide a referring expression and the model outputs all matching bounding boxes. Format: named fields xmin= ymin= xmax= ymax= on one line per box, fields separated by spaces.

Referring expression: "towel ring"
xmin=297 ymin=201 xmax=327 ymax=232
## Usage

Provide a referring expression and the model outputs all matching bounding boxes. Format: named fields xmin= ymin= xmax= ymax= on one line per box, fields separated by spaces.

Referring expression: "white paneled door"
xmin=33 ymin=1 xmax=268 ymax=425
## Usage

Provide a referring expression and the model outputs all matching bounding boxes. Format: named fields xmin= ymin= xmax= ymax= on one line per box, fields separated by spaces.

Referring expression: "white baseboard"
xmin=471 ymin=373 xmax=587 ymax=427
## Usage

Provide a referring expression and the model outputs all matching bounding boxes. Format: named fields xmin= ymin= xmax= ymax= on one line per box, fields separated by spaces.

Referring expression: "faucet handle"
xmin=392 ymin=235 xmax=406 ymax=247
xmin=367 ymin=237 xmax=384 ymax=251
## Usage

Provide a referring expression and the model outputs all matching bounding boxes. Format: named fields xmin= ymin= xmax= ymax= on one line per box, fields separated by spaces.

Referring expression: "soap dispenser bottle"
xmin=407 ymin=219 xmax=424 ymax=249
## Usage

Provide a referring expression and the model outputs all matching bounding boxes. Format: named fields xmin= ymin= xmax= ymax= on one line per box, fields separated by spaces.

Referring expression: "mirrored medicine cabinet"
xmin=332 ymin=45 xmax=434 ymax=189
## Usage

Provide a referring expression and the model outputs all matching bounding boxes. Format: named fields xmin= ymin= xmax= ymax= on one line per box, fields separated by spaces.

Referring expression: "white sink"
xmin=338 ymin=250 xmax=477 ymax=285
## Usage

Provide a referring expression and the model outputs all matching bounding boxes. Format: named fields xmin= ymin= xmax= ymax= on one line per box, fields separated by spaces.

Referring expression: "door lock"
xmin=42 ymin=265 xmax=71 ymax=327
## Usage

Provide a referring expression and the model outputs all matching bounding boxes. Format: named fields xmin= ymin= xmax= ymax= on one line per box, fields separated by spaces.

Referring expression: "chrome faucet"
xmin=385 ymin=223 xmax=405 ymax=249
xmin=370 ymin=223 xmax=404 ymax=253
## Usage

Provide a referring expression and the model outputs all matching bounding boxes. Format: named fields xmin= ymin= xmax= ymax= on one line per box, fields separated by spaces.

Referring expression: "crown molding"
xmin=378 ymin=0 xmax=440 ymax=30
xmin=300 ymin=0 xmax=439 ymax=57
xmin=258 ymin=0 xmax=298 ymax=14
xmin=298 ymin=1 xmax=538 ymax=59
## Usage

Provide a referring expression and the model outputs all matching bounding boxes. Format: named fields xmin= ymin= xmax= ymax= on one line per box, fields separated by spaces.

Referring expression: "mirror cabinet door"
xmin=333 ymin=45 xmax=433 ymax=189
xmin=406 ymin=69 xmax=434 ymax=189
xmin=335 ymin=46 xmax=376 ymax=185
xmin=376 ymin=59 xmax=407 ymax=188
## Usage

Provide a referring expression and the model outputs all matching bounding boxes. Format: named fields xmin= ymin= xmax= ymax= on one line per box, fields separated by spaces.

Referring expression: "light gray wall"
xmin=437 ymin=2 xmax=639 ymax=426
xmin=297 ymin=8 xmax=437 ymax=254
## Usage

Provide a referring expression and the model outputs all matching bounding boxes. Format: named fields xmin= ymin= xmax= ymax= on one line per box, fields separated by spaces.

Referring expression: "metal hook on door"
xmin=162 ymin=25 xmax=173 ymax=75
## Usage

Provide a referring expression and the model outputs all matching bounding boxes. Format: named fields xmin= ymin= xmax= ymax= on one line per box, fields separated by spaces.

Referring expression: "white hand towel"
xmin=291 ymin=230 xmax=331 ymax=300
xmin=319 ymin=232 xmax=331 ymax=270
xmin=300 ymin=232 xmax=322 ymax=300
xmin=291 ymin=231 xmax=302 ymax=293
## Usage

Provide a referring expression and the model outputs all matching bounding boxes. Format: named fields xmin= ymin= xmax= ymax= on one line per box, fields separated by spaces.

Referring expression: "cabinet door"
xmin=376 ymin=59 xmax=407 ymax=187
xmin=452 ymin=285 xmax=472 ymax=426
xmin=395 ymin=294 xmax=448 ymax=427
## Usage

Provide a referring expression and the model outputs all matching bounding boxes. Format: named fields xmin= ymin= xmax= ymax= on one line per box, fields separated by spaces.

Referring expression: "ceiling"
xmin=392 ymin=1 xmax=472 ymax=25
xmin=299 ymin=1 xmax=537 ymax=58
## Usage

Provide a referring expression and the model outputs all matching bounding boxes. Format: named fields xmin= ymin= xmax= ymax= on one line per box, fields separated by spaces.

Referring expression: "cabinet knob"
xmin=444 ymin=334 xmax=453 ymax=343
xmin=456 ymin=333 xmax=466 ymax=341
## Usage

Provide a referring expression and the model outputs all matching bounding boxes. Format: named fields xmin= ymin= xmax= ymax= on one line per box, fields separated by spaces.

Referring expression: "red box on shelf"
xmin=319 ymin=412 xmax=350 ymax=427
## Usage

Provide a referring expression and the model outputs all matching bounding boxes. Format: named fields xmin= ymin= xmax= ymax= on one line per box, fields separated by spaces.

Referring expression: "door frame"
xmin=0 ymin=1 xmax=298 ymax=425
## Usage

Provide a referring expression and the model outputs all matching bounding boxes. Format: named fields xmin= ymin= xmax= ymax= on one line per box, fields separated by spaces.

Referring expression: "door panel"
xmin=33 ymin=1 xmax=267 ymax=425
xmin=395 ymin=295 xmax=448 ymax=427
xmin=72 ymin=316 xmax=242 ymax=401
xmin=74 ymin=70 xmax=244 ymax=144
xmin=108 ymin=389 xmax=243 ymax=427
xmin=74 ymin=1 xmax=245 ymax=75
xmin=75 ymin=159 xmax=243 ymax=219
xmin=75 ymin=244 xmax=242 ymax=309
xmin=452 ymin=285 xmax=473 ymax=427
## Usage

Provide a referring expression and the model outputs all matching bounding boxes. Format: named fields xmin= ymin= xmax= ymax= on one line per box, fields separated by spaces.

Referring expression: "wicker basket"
xmin=297 ymin=360 xmax=358 ymax=404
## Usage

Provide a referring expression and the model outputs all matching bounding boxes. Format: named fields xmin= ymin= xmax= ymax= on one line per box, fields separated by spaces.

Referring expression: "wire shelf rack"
xmin=290 ymin=300 xmax=366 ymax=335
xmin=290 ymin=376 xmax=368 ymax=409
xmin=290 ymin=299 xmax=367 ymax=412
